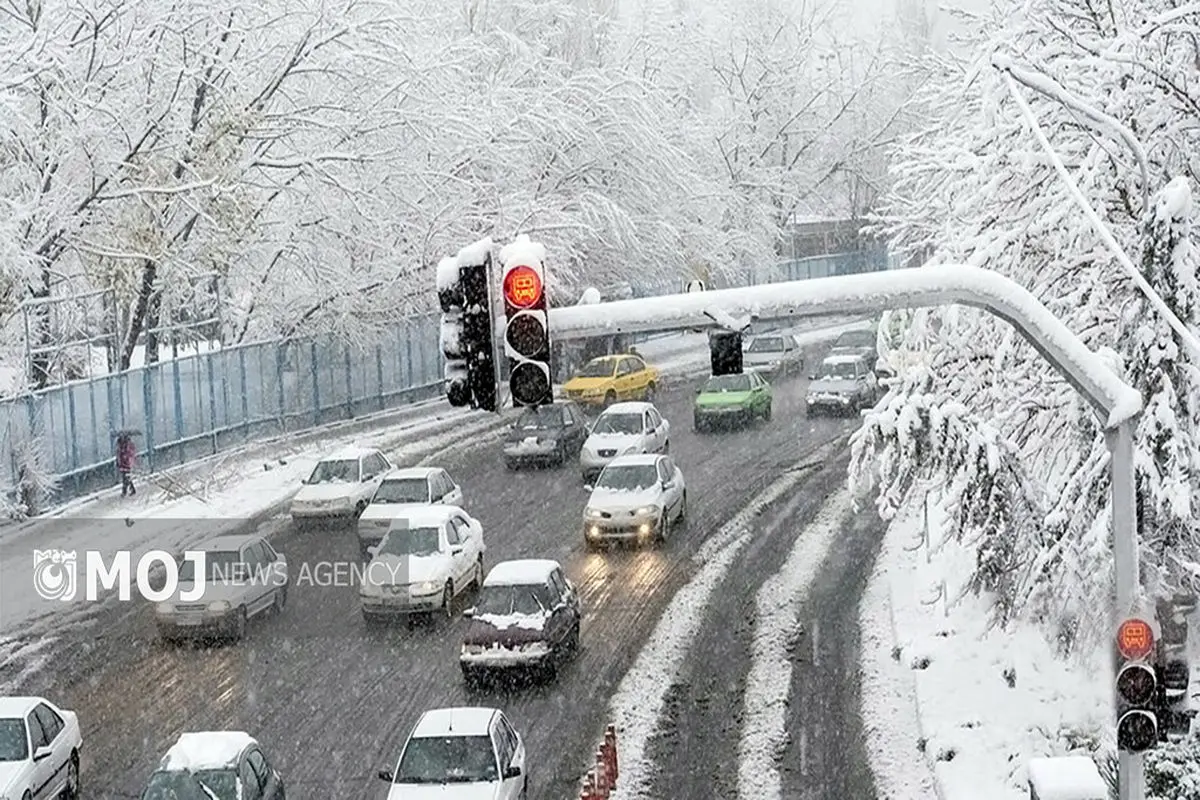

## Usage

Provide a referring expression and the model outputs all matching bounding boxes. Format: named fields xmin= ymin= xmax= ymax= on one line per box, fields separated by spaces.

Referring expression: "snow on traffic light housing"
xmin=499 ymin=236 xmax=553 ymax=408
xmin=1115 ymin=617 xmax=1159 ymax=753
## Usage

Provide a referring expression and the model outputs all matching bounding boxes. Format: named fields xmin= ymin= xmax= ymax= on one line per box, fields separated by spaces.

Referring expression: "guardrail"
xmin=0 ymin=248 xmax=890 ymax=511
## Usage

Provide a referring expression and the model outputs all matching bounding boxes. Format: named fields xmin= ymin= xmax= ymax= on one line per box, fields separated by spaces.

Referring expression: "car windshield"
xmin=703 ymin=374 xmax=751 ymax=392
xmin=141 ymin=769 xmax=236 ymax=800
xmin=592 ymin=413 xmax=642 ymax=435
xmin=475 ymin=583 xmax=552 ymax=616
xmin=306 ymin=459 xmax=359 ymax=484
xmin=178 ymin=551 xmax=241 ymax=583
xmin=0 ymin=718 xmax=27 ymax=761
xmin=373 ymin=478 xmax=429 ymax=504
xmin=835 ymin=331 xmax=874 ymax=348
xmin=747 ymin=337 xmax=785 ymax=353
xmin=577 ymin=359 xmax=616 ymax=378
xmin=820 ymin=361 xmax=858 ymax=379
xmin=378 ymin=527 xmax=442 ymax=558
xmin=396 ymin=735 xmax=498 ymax=784
xmin=515 ymin=406 xmax=563 ymax=430
xmin=596 ymin=464 xmax=659 ymax=491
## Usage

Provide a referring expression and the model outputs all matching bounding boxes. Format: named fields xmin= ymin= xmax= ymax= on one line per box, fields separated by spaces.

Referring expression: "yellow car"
xmin=564 ymin=354 xmax=661 ymax=407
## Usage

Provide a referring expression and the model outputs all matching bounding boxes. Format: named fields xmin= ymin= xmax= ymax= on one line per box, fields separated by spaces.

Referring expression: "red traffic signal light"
xmin=1117 ymin=618 xmax=1155 ymax=661
xmin=503 ymin=265 xmax=543 ymax=308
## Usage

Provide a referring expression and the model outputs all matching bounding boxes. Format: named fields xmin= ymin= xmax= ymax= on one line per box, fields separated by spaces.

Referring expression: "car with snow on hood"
xmin=692 ymin=371 xmax=773 ymax=431
xmin=289 ymin=447 xmax=392 ymax=523
xmin=805 ymin=353 xmax=879 ymax=415
xmin=357 ymin=467 xmax=463 ymax=559
xmin=359 ymin=506 xmax=486 ymax=623
xmin=582 ymin=454 xmax=686 ymax=549
xmin=578 ymin=401 xmax=669 ymax=483
xmin=377 ymin=707 xmax=526 ymax=800
xmin=0 ymin=696 xmax=82 ymax=800
xmin=459 ymin=559 xmax=581 ymax=687
xmin=154 ymin=534 xmax=289 ymax=643
xmin=502 ymin=402 xmax=590 ymax=469
xmin=139 ymin=731 xmax=285 ymax=800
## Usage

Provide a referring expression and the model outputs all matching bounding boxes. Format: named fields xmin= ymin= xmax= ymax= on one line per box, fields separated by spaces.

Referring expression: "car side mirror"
xmin=463 ymin=606 xmax=475 ymax=618
xmin=366 ymin=545 xmax=378 ymax=557
xmin=33 ymin=745 xmax=53 ymax=762
xmin=503 ymin=765 xmax=522 ymax=779
xmin=378 ymin=768 xmax=394 ymax=782
xmin=583 ymin=484 xmax=593 ymax=492
xmin=694 ymin=387 xmax=702 ymax=394
xmin=662 ymin=480 xmax=674 ymax=490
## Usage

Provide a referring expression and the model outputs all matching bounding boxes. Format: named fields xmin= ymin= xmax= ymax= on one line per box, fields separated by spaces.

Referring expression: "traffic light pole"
xmin=1111 ymin=421 xmax=1145 ymax=800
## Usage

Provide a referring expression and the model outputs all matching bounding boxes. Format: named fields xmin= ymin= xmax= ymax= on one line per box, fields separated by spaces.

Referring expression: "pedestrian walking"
xmin=116 ymin=432 xmax=137 ymax=496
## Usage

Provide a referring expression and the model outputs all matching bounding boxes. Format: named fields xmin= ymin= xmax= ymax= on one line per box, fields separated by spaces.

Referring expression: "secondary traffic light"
xmin=436 ymin=243 xmax=499 ymax=412
xmin=1115 ymin=617 xmax=1159 ymax=752
xmin=1155 ymin=595 xmax=1196 ymax=741
xmin=437 ymin=256 xmax=470 ymax=407
xmin=499 ymin=235 xmax=553 ymax=407
xmin=709 ymin=330 xmax=743 ymax=375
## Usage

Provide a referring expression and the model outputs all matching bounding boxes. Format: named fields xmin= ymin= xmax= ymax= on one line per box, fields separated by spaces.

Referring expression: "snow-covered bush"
xmin=1146 ymin=736 xmax=1200 ymax=800
xmin=7 ymin=437 xmax=59 ymax=519
xmin=851 ymin=0 xmax=1200 ymax=651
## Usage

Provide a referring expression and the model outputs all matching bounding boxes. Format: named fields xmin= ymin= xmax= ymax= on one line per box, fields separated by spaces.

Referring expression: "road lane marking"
xmin=737 ymin=487 xmax=851 ymax=800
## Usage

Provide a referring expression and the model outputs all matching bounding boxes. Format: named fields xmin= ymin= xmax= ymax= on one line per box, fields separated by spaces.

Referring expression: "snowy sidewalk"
xmin=859 ymin=493 xmax=1111 ymax=799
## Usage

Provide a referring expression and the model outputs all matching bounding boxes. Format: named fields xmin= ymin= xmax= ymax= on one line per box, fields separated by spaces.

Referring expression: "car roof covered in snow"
xmin=0 ymin=696 xmax=47 ymax=718
xmin=602 ymin=401 xmax=654 ymax=414
xmin=319 ymin=446 xmax=379 ymax=461
xmin=604 ymin=454 xmax=662 ymax=468
xmin=483 ymin=559 xmax=561 ymax=586
xmin=822 ymin=353 xmax=867 ymax=365
xmin=195 ymin=534 xmax=262 ymax=553
xmin=384 ymin=505 xmax=465 ymax=528
xmin=160 ymin=731 xmax=257 ymax=771
xmin=381 ymin=467 xmax=439 ymax=480
xmin=411 ymin=707 xmax=498 ymax=738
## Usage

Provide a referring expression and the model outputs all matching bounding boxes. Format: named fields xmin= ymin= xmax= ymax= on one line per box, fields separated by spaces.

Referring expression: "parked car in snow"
xmin=583 ymin=454 xmax=686 ymax=549
xmin=377 ymin=707 xmax=526 ymax=800
xmin=805 ymin=353 xmax=879 ymax=415
xmin=140 ymin=731 xmax=286 ymax=800
xmin=154 ymin=533 xmax=289 ymax=643
xmin=502 ymin=402 xmax=590 ymax=469
xmin=289 ymin=447 xmax=392 ymax=523
xmin=0 ymin=696 xmax=83 ymax=800
xmin=359 ymin=506 xmax=486 ymax=623
xmin=356 ymin=467 xmax=463 ymax=559
xmin=460 ymin=559 xmax=581 ymax=687
xmin=578 ymin=401 xmax=669 ymax=483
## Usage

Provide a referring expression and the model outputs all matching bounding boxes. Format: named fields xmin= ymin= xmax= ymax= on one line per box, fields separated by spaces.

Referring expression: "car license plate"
xmin=176 ymin=615 xmax=203 ymax=626
xmin=523 ymin=437 xmax=537 ymax=445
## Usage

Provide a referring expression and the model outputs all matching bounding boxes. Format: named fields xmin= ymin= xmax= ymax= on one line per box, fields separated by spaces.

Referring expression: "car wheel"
xmin=22 ymin=791 xmax=31 ymax=800
xmin=662 ymin=439 xmax=670 ymax=454
xmin=644 ymin=382 xmax=656 ymax=402
xmin=555 ymin=441 xmax=567 ymax=465
xmin=678 ymin=491 xmax=687 ymax=524
xmin=656 ymin=511 xmax=671 ymax=545
xmin=273 ymin=587 xmax=287 ymax=613
xmin=65 ymin=749 xmax=80 ymax=799
xmin=472 ymin=557 xmax=484 ymax=590
xmin=354 ymin=500 xmax=368 ymax=517
xmin=603 ymin=390 xmax=616 ymax=407
xmin=231 ymin=607 xmax=248 ymax=642
xmin=566 ymin=619 xmax=581 ymax=655
xmin=763 ymin=401 xmax=773 ymax=421
xmin=442 ymin=582 xmax=454 ymax=619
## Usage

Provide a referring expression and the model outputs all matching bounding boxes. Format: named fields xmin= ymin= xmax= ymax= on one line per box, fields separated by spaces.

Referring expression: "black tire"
xmin=230 ymin=607 xmax=247 ymax=642
xmin=603 ymin=390 xmax=616 ymax=407
xmin=442 ymin=582 xmax=454 ymax=619
xmin=656 ymin=511 xmax=671 ymax=545
xmin=694 ymin=417 xmax=705 ymax=433
xmin=65 ymin=750 xmax=80 ymax=799
xmin=273 ymin=586 xmax=287 ymax=613
xmin=359 ymin=544 xmax=374 ymax=561
xmin=354 ymin=500 xmax=367 ymax=517
xmin=471 ymin=557 xmax=485 ymax=590
xmin=566 ymin=620 xmax=581 ymax=655
xmin=678 ymin=491 xmax=687 ymax=525
xmin=763 ymin=401 xmax=773 ymax=421
xmin=555 ymin=441 xmax=567 ymax=466
xmin=662 ymin=439 xmax=670 ymax=454
xmin=644 ymin=382 xmax=656 ymax=402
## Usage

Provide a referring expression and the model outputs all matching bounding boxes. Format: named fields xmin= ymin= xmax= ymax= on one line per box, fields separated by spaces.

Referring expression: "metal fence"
xmin=0 ymin=247 xmax=892 ymax=507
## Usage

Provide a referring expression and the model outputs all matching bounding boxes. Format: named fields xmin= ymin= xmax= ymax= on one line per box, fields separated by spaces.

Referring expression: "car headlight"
xmin=208 ymin=600 xmax=231 ymax=612
xmin=413 ymin=581 xmax=438 ymax=595
xmin=635 ymin=505 xmax=661 ymax=517
xmin=156 ymin=602 xmax=173 ymax=614
xmin=585 ymin=507 xmax=604 ymax=519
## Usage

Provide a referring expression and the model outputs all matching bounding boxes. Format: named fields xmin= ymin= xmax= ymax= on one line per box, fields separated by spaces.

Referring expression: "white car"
xmin=0 ymin=696 xmax=83 ymax=800
xmin=378 ymin=707 xmax=526 ymax=799
xmin=154 ymin=534 xmax=289 ymax=643
xmin=357 ymin=467 xmax=464 ymax=559
xmin=583 ymin=453 xmax=686 ymax=549
xmin=579 ymin=401 xmax=670 ymax=483
xmin=360 ymin=505 xmax=486 ymax=622
xmin=289 ymin=447 xmax=393 ymax=522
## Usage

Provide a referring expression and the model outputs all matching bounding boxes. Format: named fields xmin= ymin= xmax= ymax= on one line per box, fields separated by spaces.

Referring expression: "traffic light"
xmin=499 ymin=236 xmax=553 ymax=407
xmin=709 ymin=330 xmax=743 ymax=375
xmin=1155 ymin=595 xmax=1196 ymax=741
xmin=436 ymin=244 xmax=499 ymax=412
xmin=1115 ymin=617 xmax=1159 ymax=752
xmin=456 ymin=244 xmax=498 ymax=412
xmin=437 ymin=256 xmax=470 ymax=407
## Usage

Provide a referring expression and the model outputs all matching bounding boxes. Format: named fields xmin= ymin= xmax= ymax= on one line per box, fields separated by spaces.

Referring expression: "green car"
xmin=693 ymin=372 xmax=773 ymax=432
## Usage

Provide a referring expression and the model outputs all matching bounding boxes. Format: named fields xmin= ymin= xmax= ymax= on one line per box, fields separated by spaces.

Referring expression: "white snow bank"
xmin=456 ymin=237 xmax=494 ymax=268
xmin=1027 ymin=756 xmax=1108 ymax=799
xmin=737 ymin=487 xmax=851 ymax=800
xmin=860 ymin=493 xmax=1111 ymax=799
xmin=549 ymin=265 xmax=1142 ymax=426
xmin=499 ymin=234 xmax=547 ymax=270
xmin=607 ymin=437 xmax=845 ymax=800
xmin=578 ymin=287 xmax=602 ymax=305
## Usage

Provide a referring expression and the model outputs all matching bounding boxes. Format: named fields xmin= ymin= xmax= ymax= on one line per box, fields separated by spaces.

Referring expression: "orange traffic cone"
xmin=594 ymin=749 xmax=610 ymax=795
xmin=604 ymin=724 xmax=619 ymax=784
xmin=581 ymin=771 xmax=600 ymax=800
